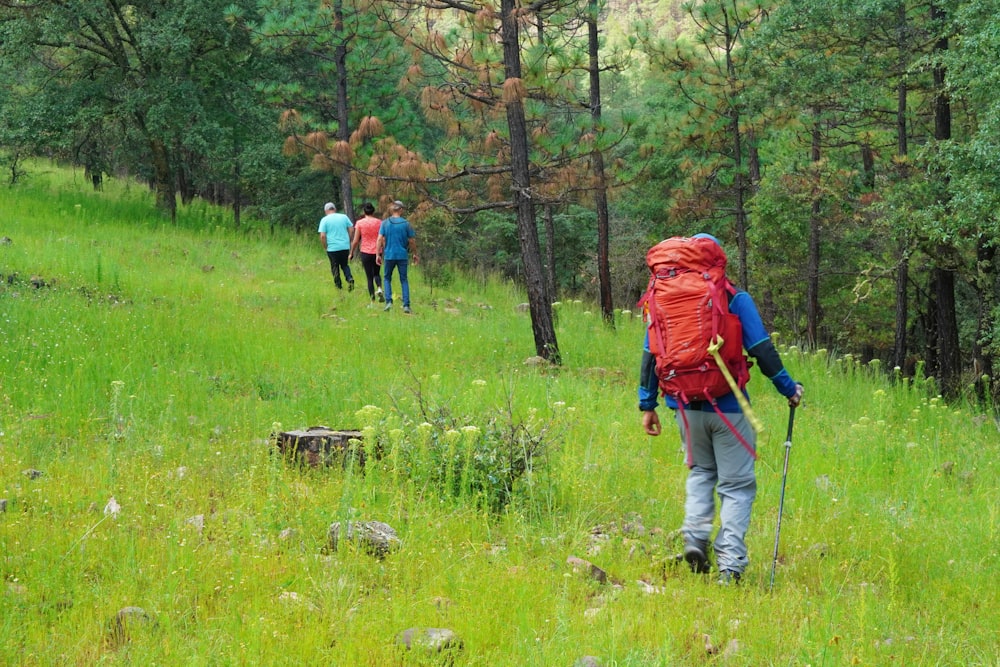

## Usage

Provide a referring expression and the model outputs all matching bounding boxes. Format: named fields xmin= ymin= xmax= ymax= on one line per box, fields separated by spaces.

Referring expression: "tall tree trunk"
xmin=149 ymin=138 xmax=176 ymax=221
xmin=860 ymin=143 xmax=875 ymax=189
xmin=931 ymin=2 xmax=961 ymax=396
xmin=501 ymin=0 xmax=559 ymax=363
xmin=233 ymin=129 xmax=242 ymax=228
xmin=891 ymin=247 xmax=909 ymax=371
xmin=731 ymin=113 xmax=748 ymax=290
xmin=747 ymin=126 xmax=760 ymax=188
xmin=806 ymin=121 xmax=821 ymax=347
xmin=544 ymin=203 xmax=556 ymax=302
xmin=334 ymin=0 xmax=355 ymax=220
xmin=891 ymin=3 xmax=910 ymax=372
xmin=587 ymin=0 xmax=613 ymax=326
xmin=973 ymin=234 xmax=996 ymax=404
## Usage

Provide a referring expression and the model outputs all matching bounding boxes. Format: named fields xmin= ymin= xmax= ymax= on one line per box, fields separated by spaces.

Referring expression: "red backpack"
xmin=638 ymin=236 xmax=751 ymax=405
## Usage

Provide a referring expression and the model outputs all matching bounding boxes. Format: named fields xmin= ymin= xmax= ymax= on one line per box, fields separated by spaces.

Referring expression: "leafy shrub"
xmin=355 ymin=392 xmax=560 ymax=513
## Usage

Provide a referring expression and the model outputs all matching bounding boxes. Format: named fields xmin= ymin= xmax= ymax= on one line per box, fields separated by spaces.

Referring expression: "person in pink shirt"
xmin=349 ymin=202 xmax=384 ymax=303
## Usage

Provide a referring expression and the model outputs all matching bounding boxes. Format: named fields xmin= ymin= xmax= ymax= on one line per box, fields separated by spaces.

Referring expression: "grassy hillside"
xmin=1 ymin=166 xmax=997 ymax=665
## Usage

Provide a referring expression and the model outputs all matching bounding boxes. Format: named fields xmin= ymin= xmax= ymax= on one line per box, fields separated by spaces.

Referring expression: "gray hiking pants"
xmin=676 ymin=409 xmax=757 ymax=574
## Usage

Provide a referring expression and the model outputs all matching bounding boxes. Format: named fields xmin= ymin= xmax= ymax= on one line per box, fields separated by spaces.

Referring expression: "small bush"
xmin=356 ymin=391 xmax=560 ymax=513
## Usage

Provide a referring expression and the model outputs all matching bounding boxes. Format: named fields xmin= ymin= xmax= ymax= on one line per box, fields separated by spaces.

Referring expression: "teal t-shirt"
xmin=378 ymin=216 xmax=415 ymax=261
xmin=318 ymin=212 xmax=353 ymax=251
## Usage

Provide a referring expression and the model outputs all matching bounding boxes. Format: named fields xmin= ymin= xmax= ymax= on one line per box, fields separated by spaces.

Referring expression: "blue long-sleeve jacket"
xmin=639 ymin=290 xmax=798 ymax=413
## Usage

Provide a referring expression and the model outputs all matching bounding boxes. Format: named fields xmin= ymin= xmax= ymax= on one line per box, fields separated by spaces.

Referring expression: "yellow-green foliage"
xmin=0 ymin=165 xmax=997 ymax=665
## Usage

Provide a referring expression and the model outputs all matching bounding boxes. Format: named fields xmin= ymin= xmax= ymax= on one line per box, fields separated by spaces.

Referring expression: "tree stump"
xmin=273 ymin=426 xmax=367 ymax=468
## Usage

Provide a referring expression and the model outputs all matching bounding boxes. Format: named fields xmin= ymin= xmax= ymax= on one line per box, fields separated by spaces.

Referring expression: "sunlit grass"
xmin=1 ymin=163 xmax=998 ymax=664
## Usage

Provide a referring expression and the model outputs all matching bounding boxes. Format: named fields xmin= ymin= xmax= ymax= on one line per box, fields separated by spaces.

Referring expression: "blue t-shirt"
xmin=318 ymin=212 xmax=353 ymax=251
xmin=378 ymin=216 xmax=415 ymax=261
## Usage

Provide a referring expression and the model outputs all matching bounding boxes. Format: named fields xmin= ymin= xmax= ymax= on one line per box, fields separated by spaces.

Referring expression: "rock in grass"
xmin=395 ymin=627 xmax=463 ymax=654
xmin=23 ymin=469 xmax=44 ymax=480
xmin=107 ymin=606 xmax=156 ymax=647
xmin=0 ymin=499 xmax=7 ymax=513
xmin=328 ymin=520 xmax=400 ymax=559
xmin=566 ymin=556 xmax=608 ymax=585
xmin=574 ymin=657 xmax=602 ymax=667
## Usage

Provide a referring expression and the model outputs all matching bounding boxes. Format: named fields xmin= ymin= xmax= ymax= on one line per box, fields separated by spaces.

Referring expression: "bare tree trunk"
xmin=149 ymin=138 xmax=176 ymax=222
xmin=587 ymin=0 xmax=613 ymax=326
xmin=747 ymin=127 xmax=760 ymax=187
xmin=731 ymin=118 xmax=749 ymax=289
xmin=891 ymin=3 xmax=910 ymax=371
xmin=806 ymin=121 xmax=822 ymax=347
xmin=501 ymin=0 xmax=559 ymax=363
xmin=892 ymin=18 xmax=910 ymax=370
xmin=891 ymin=247 xmax=909 ymax=371
xmin=334 ymin=0 xmax=355 ymax=220
xmin=233 ymin=130 xmax=242 ymax=228
xmin=544 ymin=203 xmax=556 ymax=301
xmin=973 ymin=235 xmax=996 ymax=404
xmin=931 ymin=2 xmax=961 ymax=396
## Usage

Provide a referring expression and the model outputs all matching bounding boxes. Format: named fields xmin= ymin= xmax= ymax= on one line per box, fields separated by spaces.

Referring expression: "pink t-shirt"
xmin=354 ymin=215 xmax=382 ymax=254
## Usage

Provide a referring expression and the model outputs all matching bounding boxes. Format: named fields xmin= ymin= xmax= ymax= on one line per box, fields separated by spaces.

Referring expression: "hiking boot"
xmin=376 ymin=288 xmax=384 ymax=302
xmin=717 ymin=570 xmax=742 ymax=586
xmin=402 ymin=306 xmax=411 ymax=314
xmin=683 ymin=543 xmax=711 ymax=574
xmin=383 ymin=302 xmax=392 ymax=312
xmin=348 ymin=280 xmax=355 ymax=292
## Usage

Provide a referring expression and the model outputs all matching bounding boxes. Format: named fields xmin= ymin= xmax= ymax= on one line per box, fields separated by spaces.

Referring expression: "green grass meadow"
xmin=1 ymin=166 xmax=998 ymax=665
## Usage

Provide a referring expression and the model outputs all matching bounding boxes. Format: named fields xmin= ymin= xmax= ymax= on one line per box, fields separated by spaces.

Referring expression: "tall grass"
xmin=1 ymin=164 xmax=997 ymax=665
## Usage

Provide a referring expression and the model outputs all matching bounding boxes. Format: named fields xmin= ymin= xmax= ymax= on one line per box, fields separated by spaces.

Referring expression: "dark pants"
xmin=360 ymin=252 xmax=381 ymax=299
xmin=326 ymin=250 xmax=353 ymax=288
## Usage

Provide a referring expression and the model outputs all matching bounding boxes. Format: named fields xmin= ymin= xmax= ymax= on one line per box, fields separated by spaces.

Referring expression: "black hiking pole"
xmin=769 ymin=406 xmax=796 ymax=592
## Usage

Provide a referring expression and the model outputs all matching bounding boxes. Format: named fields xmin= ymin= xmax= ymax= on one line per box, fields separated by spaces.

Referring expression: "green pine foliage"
xmin=1 ymin=167 xmax=997 ymax=664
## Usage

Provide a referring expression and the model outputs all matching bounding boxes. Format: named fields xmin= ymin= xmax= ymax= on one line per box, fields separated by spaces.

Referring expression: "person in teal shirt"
xmin=318 ymin=202 xmax=355 ymax=290
xmin=376 ymin=200 xmax=417 ymax=313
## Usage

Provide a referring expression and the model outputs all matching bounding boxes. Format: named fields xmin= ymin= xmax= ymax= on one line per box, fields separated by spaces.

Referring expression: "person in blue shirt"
xmin=318 ymin=202 xmax=355 ymax=291
xmin=638 ymin=233 xmax=803 ymax=585
xmin=376 ymin=200 xmax=417 ymax=314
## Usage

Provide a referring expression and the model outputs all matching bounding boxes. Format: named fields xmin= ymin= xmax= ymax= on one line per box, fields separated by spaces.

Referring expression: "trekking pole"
xmin=769 ymin=406 xmax=796 ymax=592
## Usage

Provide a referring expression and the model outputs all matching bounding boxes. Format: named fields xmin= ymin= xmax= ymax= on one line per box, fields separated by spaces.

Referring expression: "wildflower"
xmin=355 ymin=405 xmax=384 ymax=423
xmin=104 ymin=497 xmax=122 ymax=518
xmin=472 ymin=379 xmax=487 ymax=387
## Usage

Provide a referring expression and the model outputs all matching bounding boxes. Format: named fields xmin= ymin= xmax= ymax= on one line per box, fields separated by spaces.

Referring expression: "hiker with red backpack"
xmin=637 ymin=233 xmax=803 ymax=585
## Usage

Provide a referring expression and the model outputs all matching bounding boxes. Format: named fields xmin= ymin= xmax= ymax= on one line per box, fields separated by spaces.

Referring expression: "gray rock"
xmin=108 ymin=606 xmax=156 ymax=646
xmin=328 ymin=520 xmax=400 ymax=559
xmin=567 ymin=556 xmax=609 ymax=585
xmin=396 ymin=627 xmax=463 ymax=653
xmin=574 ymin=657 xmax=602 ymax=667
xmin=0 ymin=499 xmax=7 ymax=512
xmin=23 ymin=469 xmax=44 ymax=479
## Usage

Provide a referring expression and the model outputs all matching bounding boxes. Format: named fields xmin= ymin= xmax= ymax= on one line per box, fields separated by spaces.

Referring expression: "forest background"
xmin=2 ymin=0 xmax=999 ymax=409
